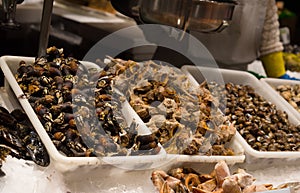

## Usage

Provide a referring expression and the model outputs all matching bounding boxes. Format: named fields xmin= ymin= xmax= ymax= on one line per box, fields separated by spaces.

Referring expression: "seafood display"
xmin=208 ymin=82 xmax=300 ymax=151
xmin=14 ymin=46 xmax=160 ymax=157
xmin=274 ymin=84 xmax=300 ymax=113
xmin=2 ymin=48 xmax=300 ymax=192
xmin=151 ymin=160 xmax=283 ymax=193
xmin=104 ymin=58 xmax=236 ymax=155
xmin=0 ymin=106 xmax=49 ymax=176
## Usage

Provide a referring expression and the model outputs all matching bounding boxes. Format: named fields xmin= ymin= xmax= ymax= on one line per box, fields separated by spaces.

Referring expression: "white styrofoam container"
xmin=260 ymin=78 xmax=300 ymax=121
xmin=0 ymin=55 xmax=167 ymax=175
xmin=181 ymin=65 xmax=300 ymax=163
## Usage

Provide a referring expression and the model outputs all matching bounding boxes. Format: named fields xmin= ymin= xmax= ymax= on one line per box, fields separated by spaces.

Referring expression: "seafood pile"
xmin=151 ymin=161 xmax=280 ymax=193
xmin=275 ymin=84 xmax=300 ymax=113
xmin=105 ymin=58 xmax=236 ymax=155
xmin=209 ymin=82 xmax=300 ymax=151
xmin=15 ymin=46 xmax=160 ymax=157
xmin=0 ymin=106 xmax=49 ymax=176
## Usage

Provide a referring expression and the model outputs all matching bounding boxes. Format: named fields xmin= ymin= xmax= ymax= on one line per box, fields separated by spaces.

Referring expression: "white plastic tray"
xmin=0 ymin=55 xmax=167 ymax=175
xmin=108 ymin=60 xmax=245 ymax=165
xmin=260 ymin=78 xmax=300 ymax=121
xmin=181 ymin=65 xmax=300 ymax=163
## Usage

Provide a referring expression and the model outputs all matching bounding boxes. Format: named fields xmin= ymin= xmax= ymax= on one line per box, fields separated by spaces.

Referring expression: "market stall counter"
xmin=0 ymin=48 xmax=300 ymax=192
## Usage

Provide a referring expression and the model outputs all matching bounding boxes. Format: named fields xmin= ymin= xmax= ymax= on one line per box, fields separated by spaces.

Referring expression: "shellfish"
xmin=0 ymin=106 xmax=50 ymax=176
xmin=151 ymin=161 xmax=278 ymax=193
xmin=15 ymin=47 xmax=161 ymax=157
xmin=109 ymin=59 xmax=236 ymax=155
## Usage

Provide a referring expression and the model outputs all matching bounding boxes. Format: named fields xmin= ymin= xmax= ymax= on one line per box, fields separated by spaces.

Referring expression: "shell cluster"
xmin=15 ymin=46 xmax=160 ymax=157
xmin=151 ymin=161 xmax=279 ymax=193
xmin=275 ymin=84 xmax=300 ymax=113
xmin=107 ymin=58 xmax=236 ymax=156
xmin=209 ymin=82 xmax=300 ymax=151
xmin=0 ymin=106 xmax=50 ymax=176
xmin=16 ymin=46 xmax=300 ymax=156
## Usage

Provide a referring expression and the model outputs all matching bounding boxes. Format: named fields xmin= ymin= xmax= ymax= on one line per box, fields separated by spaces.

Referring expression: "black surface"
xmin=110 ymin=0 xmax=138 ymax=18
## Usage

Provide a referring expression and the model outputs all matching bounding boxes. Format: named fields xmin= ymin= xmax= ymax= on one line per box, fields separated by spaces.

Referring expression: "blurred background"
xmin=0 ymin=0 xmax=300 ymax=59
xmin=0 ymin=0 xmax=139 ymax=59
xmin=0 ymin=0 xmax=300 ymax=77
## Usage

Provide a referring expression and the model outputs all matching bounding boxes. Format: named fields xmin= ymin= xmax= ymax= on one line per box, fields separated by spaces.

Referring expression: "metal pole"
xmin=38 ymin=0 xmax=54 ymax=57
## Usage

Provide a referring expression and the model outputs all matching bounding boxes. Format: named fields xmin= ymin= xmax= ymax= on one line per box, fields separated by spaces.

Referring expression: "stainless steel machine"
xmin=0 ymin=0 xmax=237 ymax=59
xmin=110 ymin=0 xmax=237 ymax=33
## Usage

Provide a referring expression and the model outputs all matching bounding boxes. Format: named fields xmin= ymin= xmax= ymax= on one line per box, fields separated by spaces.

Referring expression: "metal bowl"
xmin=139 ymin=0 xmax=188 ymax=29
xmin=186 ymin=0 xmax=236 ymax=32
xmin=138 ymin=0 xmax=236 ymax=33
